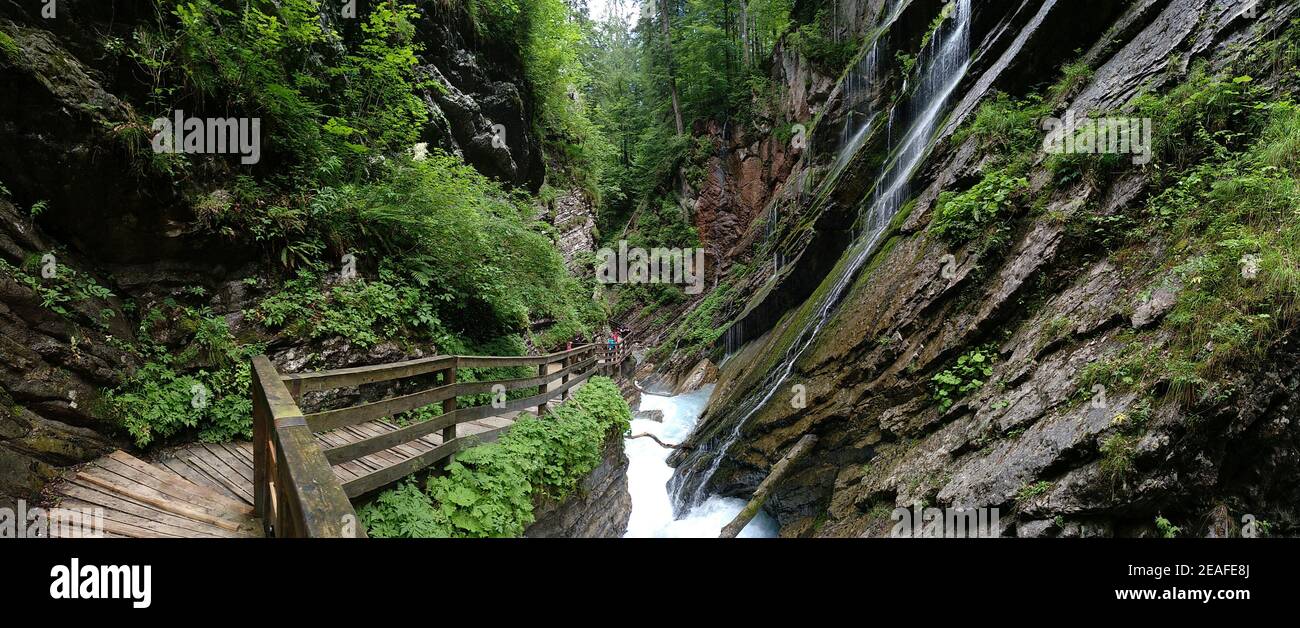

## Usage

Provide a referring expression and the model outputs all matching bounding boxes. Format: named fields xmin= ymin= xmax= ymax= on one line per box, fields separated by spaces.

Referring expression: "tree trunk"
xmin=739 ymin=0 xmax=750 ymax=67
xmin=659 ymin=0 xmax=685 ymax=135
xmin=719 ymin=434 xmax=818 ymax=538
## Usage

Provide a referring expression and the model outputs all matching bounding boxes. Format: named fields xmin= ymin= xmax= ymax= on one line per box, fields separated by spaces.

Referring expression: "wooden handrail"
xmin=302 ymin=352 xmax=599 ymax=432
xmin=251 ymin=356 xmax=361 ymax=538
xmin=249 ymin=340 xmax=632 ymax=535
xmin=281 ymin=344 xmax=600 ymax=394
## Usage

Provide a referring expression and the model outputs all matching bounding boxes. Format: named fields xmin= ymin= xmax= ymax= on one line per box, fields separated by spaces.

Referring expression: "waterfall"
xmin=673 ymin=0 xmax=973 ymax=511
xmin=756 ymin=0 xmax=905 ymax=288
xmin=624 ymin=386 xmax=778 ymax=537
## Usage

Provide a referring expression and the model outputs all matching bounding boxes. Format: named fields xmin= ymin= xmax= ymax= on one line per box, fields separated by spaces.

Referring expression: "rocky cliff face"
xmin=0 ymin=1 xmax=569 ymax=511
xmin=525 ymin=431 xmax=632 ymax=538
xmin=665 ymin=0 xmax=1300 ymax=537
xmin=539 ymin=189 xmax=597 ymax=271
xmin=417 ymin=6 xmax=545 ymax=191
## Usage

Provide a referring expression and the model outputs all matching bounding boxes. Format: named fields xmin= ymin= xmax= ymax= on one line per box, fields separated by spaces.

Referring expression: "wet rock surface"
xmin=525 ymin=433 xmax=633 ymax=538
xmin=667 ymin=0 xmax=1300 ymax=537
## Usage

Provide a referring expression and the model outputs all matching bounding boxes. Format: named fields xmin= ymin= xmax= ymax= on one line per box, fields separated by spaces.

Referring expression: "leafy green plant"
xmin=951 ymin=92 xmax=1049 ymax=157
xmin=931 ymin=345 xmax=998 ymax=412
xmin=930 ymin=169 xmax=1030 ymax=244
xmin=1099 ymin=432 xmax=1138 ymax=485
xmin=1016 ymin=480 xmax=1052 ymax=503
xmin=787 ymin=9 xmax=857 ymax=73
xmin=358 ymin=377 xmax=632 ymax=538
xmin=0 ymin=256 xmax=115 ymax=328
xmin=104 ymin=304 xmax=259 ymax=447
xmin=1155 ymin=514 xmax=1180 ymax=538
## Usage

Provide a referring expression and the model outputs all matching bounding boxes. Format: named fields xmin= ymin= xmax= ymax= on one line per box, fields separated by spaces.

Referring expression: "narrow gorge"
xmin=2 ymin=0 xmax=1299 ymax=542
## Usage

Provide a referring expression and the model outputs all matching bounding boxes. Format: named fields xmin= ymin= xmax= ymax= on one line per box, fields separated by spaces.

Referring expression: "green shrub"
xmin=1154 ymin=514 xmax=1181 ymax=538
xmin=1099 ymin=433 xmax=1137 ymax=484
xmin=931 ymin=345 xmax=998 ymax=412
xmin=951 ymin=92 xmax=1049 ymax=156
xmin=0 ymin=29 xmax=20 ymax=62
xmin=0 ymin=256 xmax=115 ymax=328
xmin=358 ymin=376 xmax=631 ymax=537
xmin=1140 ymin=102 xmax=1300 ymax=380
xmin=787 ymin=9 xmax=857 ymax=73
xmin=929 ymin=169 xmax=1030 ymax=244
xmin=648 ymin=281 xmax=732 ymax=363
xmin=104 ymin=305 xmax=258 ymax=447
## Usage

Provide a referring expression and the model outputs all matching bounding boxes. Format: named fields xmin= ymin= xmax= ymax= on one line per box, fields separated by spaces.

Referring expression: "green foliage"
xmin=1131 ymin=66 xmax=1267 ymax=172
xmin=104 ymin=303 xmax=259 ymax=447
xmin=1015 ymin=480 xmax=1052 ymax=503
xmin=1048 ymin=57 xmax=1094 ymax=102
xmin=1154 ymin=514 xmax=1180 ymax=538
xmin=0 ymin=256 xmax=115 ymax=328
xmin=129 ymin=0 xmax=601 ymax=349
xmin=788 ymin=9 xmax=856 ymax=73
xmin=254 ymin=267 xmax=448 ymax=350
xmin=931 ymin=345 xmax=998 ymax=412
xmin=352 ymin=481 xmax=446 ymax=538
xmin=228 ymin=149 xmax=600 ymax=346
xmin=0 ymin=29 xmax=19 ymax=62
xmin=648 ymin=281 xmax=732 ymax=362
xmin=1137 ymin=101 xmax=1300 ymax=380
xmin=358 ymin=377 xmax=631 ymax=537
xmin=162 ymin=0 xmax=427 ymax=182
xmin=951 ymin=92 xmax=1049 ymax=156
xmin=1099 ymin=432 xmax=1138 ymax=485
xmin=930 ymin=168 xmax=1030 ymax=244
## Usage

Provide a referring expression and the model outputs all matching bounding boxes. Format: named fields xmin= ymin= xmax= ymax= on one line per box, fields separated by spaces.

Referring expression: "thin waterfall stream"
xmin=672 ymin=0 xmax=974 ymax=512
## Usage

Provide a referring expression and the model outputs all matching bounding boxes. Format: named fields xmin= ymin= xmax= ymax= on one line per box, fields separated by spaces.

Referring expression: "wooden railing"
xmin=250 ymin=341 xmax=630 ymax=537
xmin=250 ymin=356 xmax=357 ymax=538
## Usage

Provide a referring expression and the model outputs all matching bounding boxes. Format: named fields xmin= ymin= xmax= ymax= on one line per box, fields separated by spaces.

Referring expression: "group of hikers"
xmin=565 ymin=326 xmax=629 ymax=353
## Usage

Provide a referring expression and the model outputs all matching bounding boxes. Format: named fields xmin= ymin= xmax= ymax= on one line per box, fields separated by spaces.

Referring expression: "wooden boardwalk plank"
xmin=205 ymin=443 xmax=254 ymax=484
xmin=104 ymin=451 xmax=252 ymax=516
xmin=80 ymin=461 xmax=250 ymax=531
xmin=182 ymin=446 xmax=255 ymax=505
xmin=59 ymin=496 xmax=233 ymax=539
xmin=156 ymin=456 xmax=241 ymax=504
xmin=56 ymin=503 xmax=183 ymax=538
xmin=220 ymin=442 xmax=254 ymax=470
xmin=59 ymin=480 xmax=247 ymax=538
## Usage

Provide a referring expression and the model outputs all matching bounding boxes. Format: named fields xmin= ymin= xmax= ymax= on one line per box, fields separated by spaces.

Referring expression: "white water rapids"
xmin=623 ymin=385 xmax=779 ymax=538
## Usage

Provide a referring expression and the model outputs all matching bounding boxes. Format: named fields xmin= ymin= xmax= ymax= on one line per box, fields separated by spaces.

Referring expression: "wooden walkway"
xmin=46 ymin=413 xmax=532 ymax=538
xmin=43 ymin=342 xmax=630 ymax=538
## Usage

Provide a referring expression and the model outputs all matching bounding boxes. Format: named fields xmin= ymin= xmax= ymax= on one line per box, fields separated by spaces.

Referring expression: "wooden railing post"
xmin=441 ymin=357 xmax=458 ymax=443
xmin=251 ymin=355 xmax=359 ymax=537
xmin=251 ymin=363 xmax=271 ymax=524
xmin=537 ymin=358 xmax=551 ymax=417
xmin=560 ymin=350 xmax=572 ymax=401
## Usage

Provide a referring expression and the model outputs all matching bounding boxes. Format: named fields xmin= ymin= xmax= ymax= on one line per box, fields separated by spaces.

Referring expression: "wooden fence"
xmin=249 ymin=341 xmax=631 ymax=537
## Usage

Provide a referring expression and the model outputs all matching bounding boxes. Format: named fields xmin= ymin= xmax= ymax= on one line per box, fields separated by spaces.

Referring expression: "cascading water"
xmin=624 ymin=386 xmax=778 ymax=537
xmin=821 ymin=0 xmax=909 ymax=192
xmin=672 ymin=0 xmax=974 ymax=512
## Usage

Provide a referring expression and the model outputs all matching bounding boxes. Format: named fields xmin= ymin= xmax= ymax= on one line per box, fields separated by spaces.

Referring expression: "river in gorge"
xmin=622 ymin=385 xmax=779 ymax=538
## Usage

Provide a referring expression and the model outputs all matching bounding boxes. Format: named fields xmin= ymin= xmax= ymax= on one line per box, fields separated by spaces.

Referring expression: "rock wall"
xmin=417 ymin=5 xmax=545 ymax=191
xmin=539 ymin=188 xmax=597 ymax=271
xmin=0 ymin=2 xmax=562 ymax=509
xmin=668 ymin=0 xmax=1300 ymax=537
xmin=525 ymin=431 xmax=632 ymax=538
